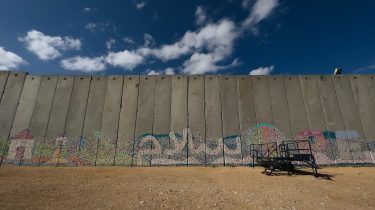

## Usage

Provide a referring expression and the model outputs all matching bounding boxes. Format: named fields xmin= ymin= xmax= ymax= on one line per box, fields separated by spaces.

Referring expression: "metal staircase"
xmin=251 ymin=140 xmax=319 ymax=176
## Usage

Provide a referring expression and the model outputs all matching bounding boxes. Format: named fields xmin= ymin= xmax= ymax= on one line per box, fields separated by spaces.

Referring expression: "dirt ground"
xmin=0 ymin=166 xmax=374 ymax=210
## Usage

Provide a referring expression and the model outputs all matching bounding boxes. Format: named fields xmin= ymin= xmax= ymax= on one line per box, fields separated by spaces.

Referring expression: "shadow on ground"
xmin=260 ymin=168 xmax=334 ymax=180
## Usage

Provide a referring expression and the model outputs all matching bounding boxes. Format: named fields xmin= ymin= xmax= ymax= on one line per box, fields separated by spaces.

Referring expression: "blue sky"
xmin=0 ymin=0 xmax=374 ymax=75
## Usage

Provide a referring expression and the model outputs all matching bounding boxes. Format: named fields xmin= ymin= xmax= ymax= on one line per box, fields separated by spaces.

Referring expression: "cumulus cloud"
xmin=85 ymin=22 xmax=111 ymax=33
xmin=146 ymin=67 xmax=175 ymax=75
xmin=123 ymin=37 xmax=135 ymax=45
xmin=106 ymin=38 xmax=116 ymax=50
xmin=82 ymin=7 xmax=98 ymax=14
xmin=195 ymin=6 xmax=207 ymax=26
xmin=164 ymin=67 xmax=175 ymax=75
xmin=62 ymin=0 xmax=280 ymax=74
xmin=18 ymin=29 xmax=81 ymax=60
xmin=0 ymin=47 xmax=27 ymax=70
xmin=106 ymin=50 xmax=145 ymax=70
xmin=135 ymin=1 xmax=147 ymax=10
xmin=147 ymin=70 xmax=159 ymax=75
xmin=249 ymin=65 xmax=274 ymax=75
xmin=182 ymin=54 xmax=240 ymax=74
xmin=139 ymin=19 xmax=237 ymax=63
xmin=61 ymin=56 xmax=106 ymax=72
xmin=242 ymin=0 xmax=279 ymax=32
xmin=143 ymin=33 xmax=155 ymax=47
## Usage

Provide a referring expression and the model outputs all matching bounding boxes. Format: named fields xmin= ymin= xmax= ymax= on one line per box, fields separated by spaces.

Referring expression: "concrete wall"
xmin=0 ymin=72 xmax=374 ymax=166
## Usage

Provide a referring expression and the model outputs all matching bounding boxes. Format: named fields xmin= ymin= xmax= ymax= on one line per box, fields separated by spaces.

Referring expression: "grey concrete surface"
xmin=29 ymin=76 xmax=58 ymax=164
xmin=188 ymin=75 xmax=206 ymax=165
xmin=0 ymin=72 xmax=374 ymax=167
xmin=300 ymin=76 xmax=327 ymax=131
xmin=350 ymin=75 xmax=375 ymax=140
xmin=284 ymin=76 xmax=309 ymax=137
xmin=0 ymin=72 xmax=26 ymax=137
xmin=64 ymin=76 xmax=91 ymax=139
xmin=170 ymin=76 xmax=188 ymax=165
xmin=116 ymin=76 xmax=139 ymax=166
xmin=236 ymin=76 xmax=257 ymax=165
xmin=268 ymin=76 xmax=293 ymax=138
xmin=97 ymin=76 xmax=123 ymax=166
xmin=252 ymin=76 xmax=273 ymax=125
xmin=0 ymin=72 xmax=9 ymax=102
xmin=134 ymin=76 xmax=155 ymax=166
xmin=221 ymin=76 xmax=241 ymax=165
xmin=10 ymin=75 xmax=41 ymax=137
xmin=204 ymin=75 xmax=223 ymax=165
xmin=152 ymin=76 xmax=172 ymax=165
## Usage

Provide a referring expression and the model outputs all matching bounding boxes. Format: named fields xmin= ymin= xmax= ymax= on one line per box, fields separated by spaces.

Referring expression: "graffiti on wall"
xmin=1 ymin=124 xmax=374 ymax=167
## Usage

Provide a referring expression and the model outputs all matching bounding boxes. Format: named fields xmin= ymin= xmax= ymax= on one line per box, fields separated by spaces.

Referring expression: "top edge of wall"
xmin=0 ymin=71 xmax=374 ymax=78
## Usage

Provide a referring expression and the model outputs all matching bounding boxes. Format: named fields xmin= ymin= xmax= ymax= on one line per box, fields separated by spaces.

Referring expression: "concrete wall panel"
xmin=252 ymin=76 xmax=273 ymax=125
xmin=64 ymin=77 xmax=91 ymax=138
xmin=333 ymin=76 xmax=368 ymax=163
xmin=367 ymin=76 xmax=375 ymax=113
xmin=10 ymin=75 xmax=41 ymax=137
xmin=316 ymin=76 xmax=352 ymax=163
xmin=63 ymin=76 xmax=91 ymax=166
xmin=96 ymin=76 xmax=123 ymax=166
xmin=170 ymin=76 xmax=188 ymax=165
xmin=116 ymin=76 xmax=139 ymax=166
xmin=205 ymin=76 xmax=223 ymax=165
xmin=332 ymin=76 xmax=365 ymax=138
xmin=80 ymin=76 xmax=108 ymax=165
xmin=152 ymin=76 xmax=172 ymax=166
xmin=268 ymin=76 xmax=293 ymax=138
xmin=237 ymin=76 xmax=256 ymax=165
xmin=350 ymin=75 xmax=375 ymax=140
xmin=221 ymin=76 xmax=241 ymax=165
xmin=45 ymin=77 xmax=74 ymax=139
xmin=41 ymin=76 xmax=74 ymax=166
xmin=284 ymin=76 xmax=309 ymax=138
xmin=134 ymin=76 xmax=155 ymax=166
xmin=300 ymin=76 xmax=335 ymax=165
xmin=0 ymin=71 xmax=9 ymax=102
xmin=188 ymin=75 xmax=206 ymax=165
xmin=0 ymin=72 xmax=26 ymax=137
xmin=300 ymin=76 xmax=327 ymax=131
xmin=0 ymin=72 xmax=26 ymax=165
xmin=29 ymin=76 xmax=58 ymax=165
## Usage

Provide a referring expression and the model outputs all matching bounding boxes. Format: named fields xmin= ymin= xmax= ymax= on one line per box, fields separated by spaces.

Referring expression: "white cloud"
xmin=0 ymin=47 xmax=27 ymax=70
xmin=139 ymin=19 xmax=238 ymax=64
xmin=249 ymin=65 xmax=274 ymax=75
xmin=106 ymin=50 xmax=145 ymax=70
xmin=182 ymin=54 xmax=240 ymax=75
xmin=195 ymin=6 xmax=207 ymax=26
xmin=147 ymin=70 xmax=160 ymax=75
xmin=82 ymin=7 xmax=98 ymax=14
xmin=85 ymin=22 xmax=110 ymax=33
xmin=146 ymin=67 xmax=175 ymax=75
xmin=143 ymin=33 xmax=155 ymax=47
xmin=242 ymin=0 xmax=279 ymax=32
xmin=61 ymin=56 xmax=106 ymax=72
xmin=135 ymin=1 xmax=147 ymax=10
xmin=123 ymin=37 xmax=135 ymax=45
xmin=164 ymin=67 xmax=175 ymax=75
xmin=61 ymin=0 xmax=280 ymax=74
xmin=18 ymin=29 xmax=81 ymax=60
xmin=106 ymin=38 xmax=116 ymax=50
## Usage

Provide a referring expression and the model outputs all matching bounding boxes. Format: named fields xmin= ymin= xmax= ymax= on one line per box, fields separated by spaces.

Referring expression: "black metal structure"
xmin=251 ymin=140 xmax=319 ymax=176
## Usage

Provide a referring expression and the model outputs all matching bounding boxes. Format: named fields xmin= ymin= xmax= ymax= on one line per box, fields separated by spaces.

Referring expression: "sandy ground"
xmin=0 ymin=166 xmax=374 ymax=210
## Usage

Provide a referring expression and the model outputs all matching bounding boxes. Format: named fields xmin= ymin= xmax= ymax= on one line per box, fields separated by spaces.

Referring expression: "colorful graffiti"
xmin=1 ymin=124 xmax=374 ymax=167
